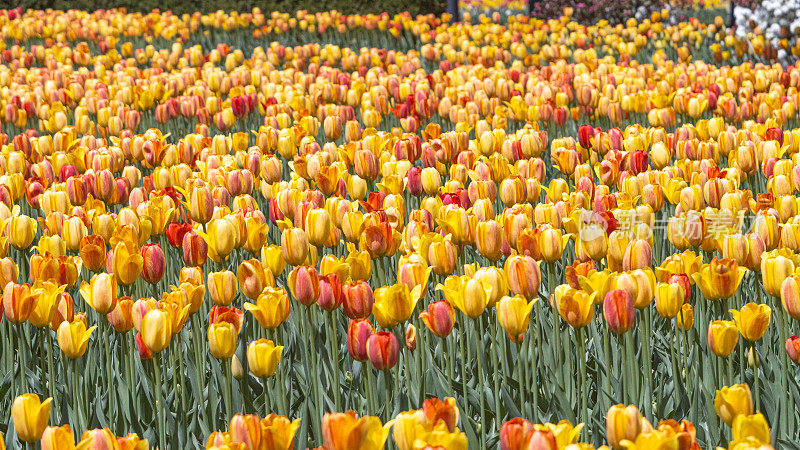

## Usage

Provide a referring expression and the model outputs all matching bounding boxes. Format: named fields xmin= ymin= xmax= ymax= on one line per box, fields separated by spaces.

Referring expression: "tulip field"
xmin=2 ymin=1 xmax=800 ymax=449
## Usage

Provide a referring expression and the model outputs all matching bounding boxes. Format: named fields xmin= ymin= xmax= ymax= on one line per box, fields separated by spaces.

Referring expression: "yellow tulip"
xmin=497 ymin=295 xmax=536 ymax=342
xmin=730 ymin=303 xmax=771 ymax=342
xmin=714 ymin=384 xmax=753 ymax=427
xmin=79 ymin=273 xmax=118 ymax=315
xmin=140 ymin=309 xmax=172 ymax=353
xmin=373 ymin=283 xmax=423 ymax=329
xmin=57 ymin=319 xmax=96 ymax=359
xmin=732 ymin=413 xmax=770 ymax=443
xmin=11 ymin=393 xmax=52 ymax=442
xmin=247 ymin=339 xmax=283 ymax=378
xmin=209 ymin=321 xmax=237 ymax=359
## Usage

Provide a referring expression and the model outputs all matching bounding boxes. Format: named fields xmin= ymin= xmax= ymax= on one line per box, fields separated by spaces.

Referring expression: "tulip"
xmin=676 ymin=303 xmax=694 ymax=331
xmin=260 ymin=414 xmax=301 ymax=450
xmin=606 ymin=404 xmax=643 ymax=449
xmin=504 ymin=255 xmax=541 ymax=300
xmin=57 ymin=319 xmax=96 ymax=359
xmin=419 ymin=300 xmax=456 ymax=338
xmin=322 ymin=411 xmax=390 ymax=450
xmin=692 ymin=257 xmax=747 ymax=300
xmin=117 ymin=433 xmax=148 ymax=450
xmin=80 ymin=273 xmax=118 ymax=315
xmin=238 ymin=259 xmax=269 ymax=300
xmin=0 ymin=257 xmax=18 ymax=287
xmin=77 ymin=429 xmax=117 ymax=449
xmin=500 ymin=417 xmax=535 ymax=450
xmin=208 ymin=321 xmax=238 ymax=359
xmin=107 ymin=297 xmax=134 ymax=333
xmin=708 ymin=320 xmax=740 ymax=357
xmin=141 ymin=243 xmax=166 ymax=284
xmin=140 ymin=309 xmax=172 ymax=353
xmin=209 ymin=270 xmax=238 ymax=306
xmin=603 ymin=289 xmax=635 ymax=334
xmin=244 ymin=287 xmax=291 ymax=330
xmin=41 ymin=425 xmax=75 ymax=450
xmin=715 ymin=384 xmax=754 ymax=426
xmin=347 ymin=318 xmax=375 ymax=361
xmin=366 ymin=331 xmax=399 ymax=370
xmin=543 ymin=420 xmax=584 ymax=448
xmin=373 ymin=283 xmax=422 ymax=329
xmin=230 ymin=414 xmax=261 ymax=449
xmin=342 ymin=281 xmax=374 ymax=319
xmin=761 ymin=248 xmax=799 ymax=298
xmin=3 ymin=281 xmax=35 ymax=323
xmin=8 ymin=214 xmax=37 ymax=249
xmin=247 ymin=339 xmax=283 ymax=378
xmin=209 ymin=305 xmax=244 ymax=333
xmin=182 ymin=231 xmax=208 ymax=267
xmin=205 ymin=218 xmax=237 ymax=262
xmin=318 ymin=273 xmax=343 ymax=311
xmin=781 ymin=275 xmax=800 ymax=319
xmin=655 ymin=282 xmax=685 ymax=319
xmin=12 ymin=393 xmax=52 ymax=442
xmin=497 ymin=295 xmax=536 ymax=342
xmin=554 ymin=285 xmax=595 ymax=328
xmin=730 ymin=303 xmax=771 ymax=341
xmin=187 ymin=185 xmax=214 ymax=224
xmin=787 ymin=336 xmax=800 ymax=364
xmin=732 ymin=413 xmax=770 ymax=444
xmin=281 ymin=227 xmax=309 ymax=266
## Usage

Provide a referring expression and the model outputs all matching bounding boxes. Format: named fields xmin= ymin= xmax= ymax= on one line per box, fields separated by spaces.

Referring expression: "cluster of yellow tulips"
xmin=2 ymin=2 xmax=800 ymax=449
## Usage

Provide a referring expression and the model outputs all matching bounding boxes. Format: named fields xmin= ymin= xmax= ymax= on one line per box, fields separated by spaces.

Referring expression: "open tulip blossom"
xmin=0 ymin=1 xmax=798 ymax=448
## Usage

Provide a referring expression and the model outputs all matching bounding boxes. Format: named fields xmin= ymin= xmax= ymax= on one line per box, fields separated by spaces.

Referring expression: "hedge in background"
xmin=0 ymin=0 xmax=445 ymax=17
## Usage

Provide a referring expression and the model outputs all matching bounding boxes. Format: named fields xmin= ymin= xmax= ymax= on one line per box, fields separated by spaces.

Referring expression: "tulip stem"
xmin=490 ymin=319 xmax=501 ymax=424
xmin=125 ymin=334 xmax=140 ymax=431
xmin=263 ymin=376 xmax=271 ymax=416
xmin=365 ymin=364 xmax=376 ymax=415
xmin=224 ymin=359 xmax=234 ymax=425
xmin=43 ymin=328 xmax=55 ymax=414
xmin=102 ymin=319 xmax=115 ymax=424
xmin=518 ymin=341 xmax=527 ymax=415
xmin=153 ymin=354 xmax=166 ymax=450
xmin=668 ymin=323 xmax=681 ymax=413
xmin=69 ymin=358 xmax=81 ymax=433
xmin=327 ymin=311 xmax=342 ymax=410
xmin=473 ymin=318 xmax=486 ymax=449
xmin=191 ymin=314 xmax=209 ymax=426
xmin=18 ymin=326 xmax=27 ymax=393
xmin=576 ymin=327 xmax=588 ymax=439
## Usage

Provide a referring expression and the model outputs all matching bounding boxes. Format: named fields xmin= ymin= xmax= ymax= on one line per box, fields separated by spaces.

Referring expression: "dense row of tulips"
xmin=2 ymin=3 xmax=800 ymax=449
xmin=0 ymin=393 xmax=773 ymax=448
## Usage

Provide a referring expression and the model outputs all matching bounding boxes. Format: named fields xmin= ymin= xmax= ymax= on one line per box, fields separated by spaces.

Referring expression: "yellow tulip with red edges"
xmin=41 ymin=425 xmax=75 ymax=450
xmin=691 ymin=257 xmax=747 ymax=300
xmin=554 ymin=284 xmax=596 ymax=328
